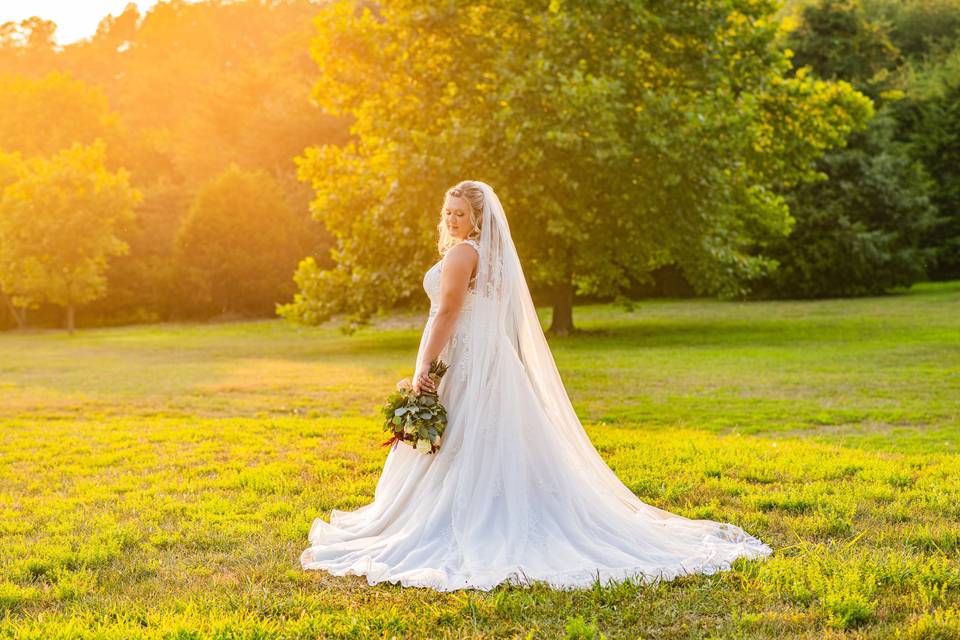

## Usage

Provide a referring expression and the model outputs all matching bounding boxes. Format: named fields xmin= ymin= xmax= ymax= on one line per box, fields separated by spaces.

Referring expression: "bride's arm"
xmin=414 ymin=244 xmax=477 ymax=393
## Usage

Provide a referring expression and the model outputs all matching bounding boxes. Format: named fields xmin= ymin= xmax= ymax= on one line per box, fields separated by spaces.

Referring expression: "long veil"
xmin=461 ymin=181 xmax=671 ymax=517
xmin=454 ymin=181 xmax=771 ymax=563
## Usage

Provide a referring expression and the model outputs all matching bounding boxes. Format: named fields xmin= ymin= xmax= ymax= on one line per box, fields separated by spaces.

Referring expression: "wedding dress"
xmin=300 ymin=181 xmax=773 ymax=591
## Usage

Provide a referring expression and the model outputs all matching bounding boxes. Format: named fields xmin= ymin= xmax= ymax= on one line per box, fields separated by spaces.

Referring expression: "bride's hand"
xmin=412 ymin=367 xmax=436 ymax=395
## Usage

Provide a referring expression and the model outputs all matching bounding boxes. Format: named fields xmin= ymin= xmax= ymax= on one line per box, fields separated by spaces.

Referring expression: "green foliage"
xmin=773 ymin=0 xmax=960 ymax=293
xmin=0 ymin=71 xmax=115 ymax=157
xmin=380 ymin=360 xmax=449 ymax=454
xmin=0 ymin=140 xmax=141 ymax=326
xmin=901 ymin=607 xmax=960 ymax=639
xmin=283 ymin=0 xmax=871 ymax=332
xmin=892 ymin=44 xmax=960 ymax=279
xmin=83 ymin=176 xmax=189 ymax=325
xmin=173 ymin=164 xmax=309 ymax=316
xmin=864 ymin=0 xmax=960 ymax=61
xmin=758 ymin=107 xmax=938 ymax=297
xmin=563 ymin=615 xmax=605 ymax=639
xmin=786 ymin=0 xmax=901 ymax=99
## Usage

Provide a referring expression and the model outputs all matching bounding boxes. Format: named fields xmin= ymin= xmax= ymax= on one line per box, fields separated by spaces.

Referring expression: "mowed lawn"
xmin=1 ymin=282 xmax=958 ymax=639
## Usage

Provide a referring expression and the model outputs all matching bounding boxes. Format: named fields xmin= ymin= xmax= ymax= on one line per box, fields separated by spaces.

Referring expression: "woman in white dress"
xmin=301 ymin=180 xmax=773 ymax=591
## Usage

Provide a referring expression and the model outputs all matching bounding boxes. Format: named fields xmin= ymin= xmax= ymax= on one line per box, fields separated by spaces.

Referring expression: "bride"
xmin=300 ymin=180 xmax=773 ymax=591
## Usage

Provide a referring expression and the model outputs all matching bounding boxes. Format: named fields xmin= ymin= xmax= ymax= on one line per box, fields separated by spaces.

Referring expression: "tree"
xmin=0 ymin=72 xmax=106 ymax=328
xmin=83 ymin=175 xmax=190 ymax=325
xmin=784 ymin=0 xmax=960 ymax=283
xmin=0 ymin=71 xmax=117 ymax=157
xmin=174 ymin=164 xmax=309 ymax=316
xmin=758 ymin=108 xmax=938 ymax=296
xmin=787 ymin=0 xmax=901 ymax=101
xmin=0 ymin=150 xmax=31 ymax=328
xmin=0 ymin=1 xmax=353 ymax=328
xmin=892 ymin=45 xmax=960 ymax=279
xmin=864 ymin=0 xmax=960 ymax=61
xmin=0 ymin=17 xmax=58 ymax=77
xmin=59 ymin=0 xmax=350 ymax=190
xmin=281 ymin=0 xmax=871 ymax=335
xmin=0 ymin=141 xmax=141 ymax=333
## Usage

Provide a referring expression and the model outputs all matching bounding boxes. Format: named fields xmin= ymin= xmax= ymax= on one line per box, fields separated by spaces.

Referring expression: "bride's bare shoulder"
xmin=442 ymin=242 xmax=479 ymax=279
xmin=445 ymin=241 xmax=479 ymax=262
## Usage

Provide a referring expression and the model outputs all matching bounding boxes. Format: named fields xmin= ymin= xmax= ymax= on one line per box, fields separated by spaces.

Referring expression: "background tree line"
xmin=1 ymin=0 xmax=958 ymax=334
xmin=0 ymin=0 xmax=348 ymax=331
xmin=755 ymin=0 xmax=960 ymax=297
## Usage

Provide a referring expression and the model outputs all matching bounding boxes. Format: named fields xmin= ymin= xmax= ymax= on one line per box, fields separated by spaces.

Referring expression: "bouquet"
xmin=380 ymin=358 xmax=449 ymax=454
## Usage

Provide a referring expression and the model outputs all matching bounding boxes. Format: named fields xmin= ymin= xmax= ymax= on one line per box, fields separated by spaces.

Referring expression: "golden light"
xmin=0 ymin=1 xmax=174 ymax=45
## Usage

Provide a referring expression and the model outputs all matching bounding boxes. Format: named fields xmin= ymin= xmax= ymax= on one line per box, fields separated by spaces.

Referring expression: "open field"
xmin=1 ymin=282 xmax=959 ymax=638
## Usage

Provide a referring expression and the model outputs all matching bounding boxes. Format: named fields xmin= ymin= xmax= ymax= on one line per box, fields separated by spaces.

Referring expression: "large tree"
xmin=173 ymin=164 xmax=310 ymax=316
xmin=0 ymin=141 xmax=141 ymax=333
xmin=758 ymin=109 xmax=938 ymax=296
xmin=281 ymin=0 xmax=871 ymax=334
xmin=760 ymin=0 xmax=940 ymax=296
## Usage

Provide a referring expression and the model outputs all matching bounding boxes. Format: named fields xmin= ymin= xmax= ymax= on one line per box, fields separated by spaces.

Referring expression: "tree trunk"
xmin=548 ymin=281 xmax=575 ymax=336
xmin=2 ymin=292 xmax=27 ymax=329
xmin=66 ymin=304 xmax=75 ymax=335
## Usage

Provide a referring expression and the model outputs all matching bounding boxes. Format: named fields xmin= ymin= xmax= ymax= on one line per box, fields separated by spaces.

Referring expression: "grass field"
xmin=1 ymin=282 xmax=959 ymax=639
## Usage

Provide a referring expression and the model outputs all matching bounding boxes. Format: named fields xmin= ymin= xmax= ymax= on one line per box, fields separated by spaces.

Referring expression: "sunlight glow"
xmin=0 ymin=1 xmax=180 ymax=45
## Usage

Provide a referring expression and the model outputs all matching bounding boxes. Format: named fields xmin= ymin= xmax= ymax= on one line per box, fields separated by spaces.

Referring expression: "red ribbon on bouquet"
xmin=381 ymin=434 xmax=401 ymax=449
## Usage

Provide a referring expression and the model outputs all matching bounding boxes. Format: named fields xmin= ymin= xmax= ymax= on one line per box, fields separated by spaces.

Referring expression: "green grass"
xmin=1 ymin=281 xmax=958 ymax=638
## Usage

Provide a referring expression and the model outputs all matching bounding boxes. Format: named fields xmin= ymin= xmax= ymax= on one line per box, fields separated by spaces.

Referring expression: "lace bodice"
xmin=423 ymin=239 xmax=480 ymax=319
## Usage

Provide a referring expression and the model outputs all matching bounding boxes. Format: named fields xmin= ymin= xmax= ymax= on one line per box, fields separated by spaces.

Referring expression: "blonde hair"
xmin=437 ymin=180 xmax=484 ymax=256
